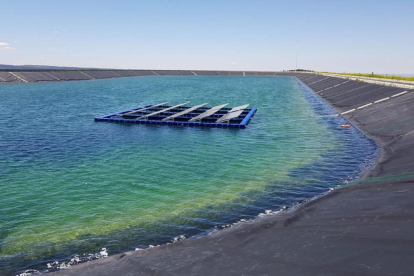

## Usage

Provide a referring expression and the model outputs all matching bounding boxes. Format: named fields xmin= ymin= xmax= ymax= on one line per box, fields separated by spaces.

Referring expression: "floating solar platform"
xmin=94 ymin=102 xmax=257 ymax=129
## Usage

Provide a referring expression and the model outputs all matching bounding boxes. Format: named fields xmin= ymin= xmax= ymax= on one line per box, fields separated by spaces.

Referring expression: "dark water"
xmin=0 ymin=76 xmax=376 ymax=275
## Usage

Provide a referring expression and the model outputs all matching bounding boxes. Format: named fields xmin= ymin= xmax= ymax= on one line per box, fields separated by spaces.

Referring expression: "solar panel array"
xmin=95 ymin=103 xmax=256 ymax=129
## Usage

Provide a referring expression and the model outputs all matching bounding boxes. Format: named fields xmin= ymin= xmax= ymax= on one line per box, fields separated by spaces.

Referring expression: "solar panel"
xmin=124 ymin=102 xmax=169 ymax=115
xmin=137 ymin=102 xmax=190 ymax=119
xmin=216 ymin=109 xmax=244 ymax=123
xmin=216 ymin=104 xmax=249 ymax=123
xmin=189 ymin=103 xmax=228 ymax=122
xmin=162 ymin=103 xmax=208 ymax=121
xmin=228 ymin=104 xmax=249 ymax=112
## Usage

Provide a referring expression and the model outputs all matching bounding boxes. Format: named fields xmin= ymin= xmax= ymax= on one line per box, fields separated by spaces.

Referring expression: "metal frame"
xmin=95 ymin=103 xmax=257 ymax=129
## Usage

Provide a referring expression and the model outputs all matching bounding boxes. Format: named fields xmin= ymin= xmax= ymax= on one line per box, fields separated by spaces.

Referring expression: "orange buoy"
xmin=341 ymin=124 xmax=351 ymax=128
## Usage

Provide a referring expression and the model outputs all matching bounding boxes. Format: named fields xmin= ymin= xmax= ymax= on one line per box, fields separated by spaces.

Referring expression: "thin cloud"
xmin=0 ymin=42 xmax=14 ymax=50
xmin=54 ymin=29 xmax=67 ymax=35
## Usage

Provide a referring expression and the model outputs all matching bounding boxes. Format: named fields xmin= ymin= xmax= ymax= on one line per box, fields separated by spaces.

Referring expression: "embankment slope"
xmin=0 ymin=69 xmax=277 ymax=83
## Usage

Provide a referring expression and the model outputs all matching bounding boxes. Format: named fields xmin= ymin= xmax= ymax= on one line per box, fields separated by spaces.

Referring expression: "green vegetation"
xmin=320 ymin=72 xmax=414 ymax=82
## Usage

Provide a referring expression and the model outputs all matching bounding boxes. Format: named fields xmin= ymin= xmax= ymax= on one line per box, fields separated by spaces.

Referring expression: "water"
xmin=0 ymin=76 xmax=377 ymax=275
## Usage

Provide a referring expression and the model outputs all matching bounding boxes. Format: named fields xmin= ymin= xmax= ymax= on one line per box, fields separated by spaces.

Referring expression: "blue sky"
xmin=0 ymin=0 xmax=413 ymax=73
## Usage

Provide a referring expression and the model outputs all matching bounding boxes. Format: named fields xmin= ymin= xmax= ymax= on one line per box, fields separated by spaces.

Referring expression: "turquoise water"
xmin=0 ymin=76 xmax=376 ymax=275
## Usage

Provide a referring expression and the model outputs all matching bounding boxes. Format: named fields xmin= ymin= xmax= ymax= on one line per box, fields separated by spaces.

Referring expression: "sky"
xmin=0 ymin=0 xmax=413 ymax=73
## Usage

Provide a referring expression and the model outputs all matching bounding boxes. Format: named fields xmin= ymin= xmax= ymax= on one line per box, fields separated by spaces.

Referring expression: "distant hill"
xmin=0 ymin=64 xmax=105 ymax=70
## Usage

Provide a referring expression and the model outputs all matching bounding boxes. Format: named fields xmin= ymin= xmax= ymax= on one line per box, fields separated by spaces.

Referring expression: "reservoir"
xmin=0 ymin=76 xmax=376 ymax=275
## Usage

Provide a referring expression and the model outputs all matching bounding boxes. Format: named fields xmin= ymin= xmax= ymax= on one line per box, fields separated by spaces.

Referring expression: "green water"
xmin=0 ymin=76 xmax=376 ymax=275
